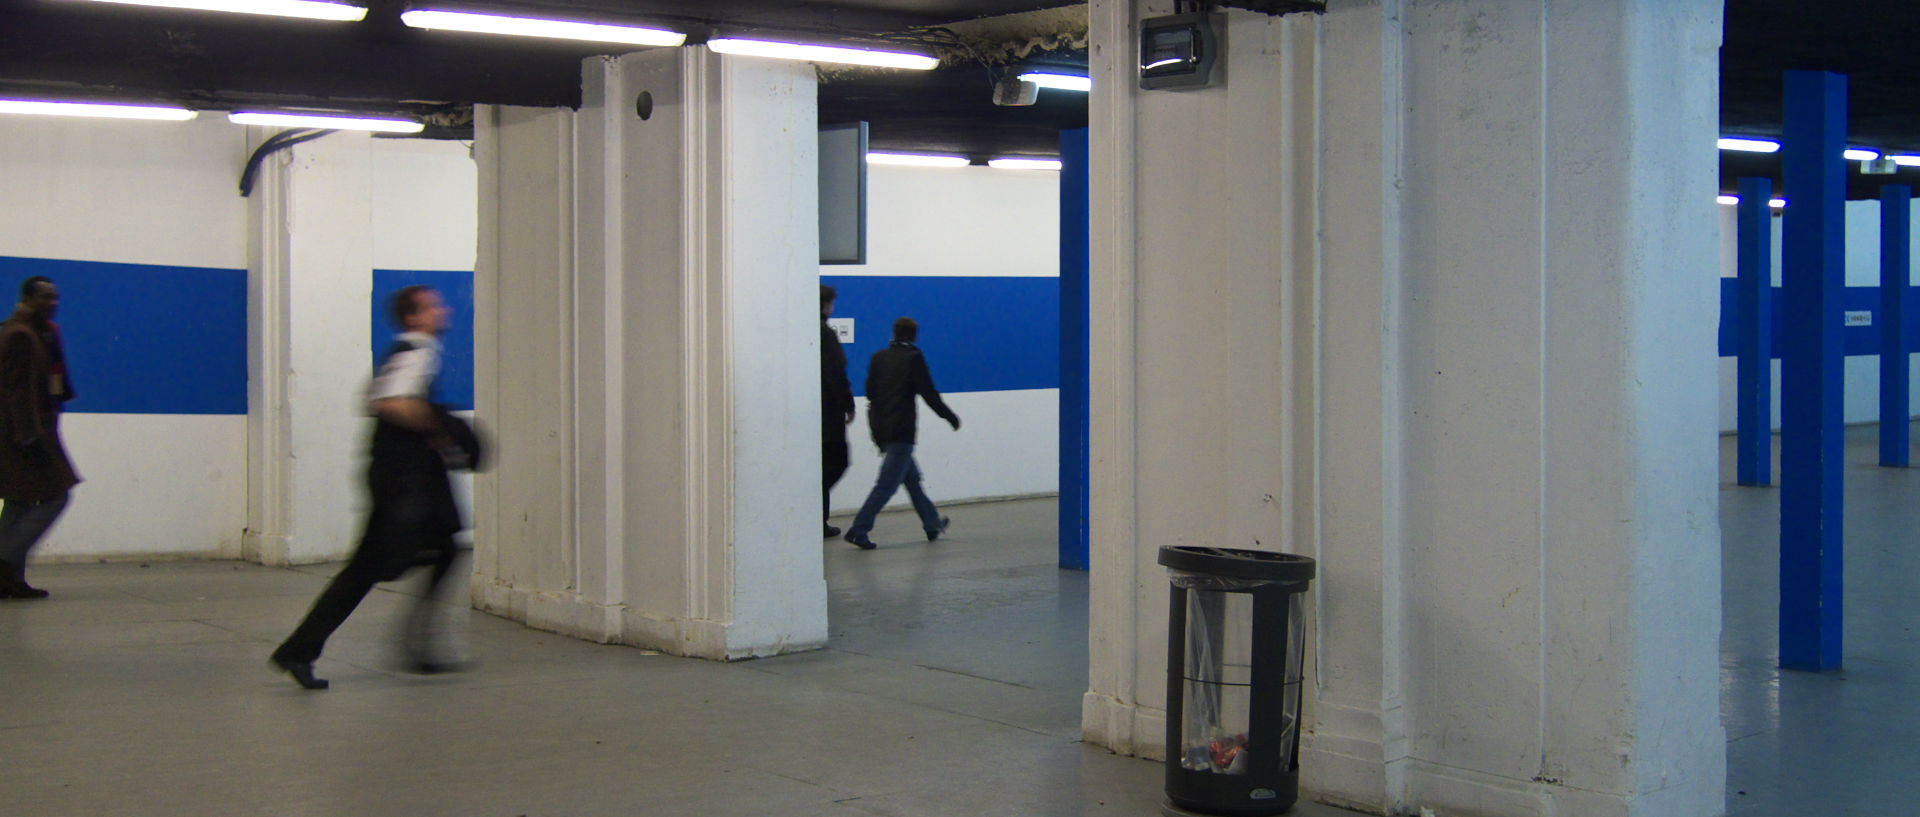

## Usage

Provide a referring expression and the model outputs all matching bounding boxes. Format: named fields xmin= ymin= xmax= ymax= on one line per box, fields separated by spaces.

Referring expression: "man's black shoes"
xmin=269 ymin=654 xmax=330 ymax=690
xmin=824 ymin=524 xmax=842 ymax=538
xmin=843 ymin=532 xmax=876 ymax=550
xmin=927 ymin=517 xmax=950 ymax=542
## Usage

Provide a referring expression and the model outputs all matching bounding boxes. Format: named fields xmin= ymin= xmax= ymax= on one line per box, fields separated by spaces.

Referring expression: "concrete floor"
xmin=1718 ymin=423 xmax=1920 ymax=817
xmin=0 ymin=498 xmax=1355 ymax=817
xmin=5 ymin=425 xmax=1911 ymax=817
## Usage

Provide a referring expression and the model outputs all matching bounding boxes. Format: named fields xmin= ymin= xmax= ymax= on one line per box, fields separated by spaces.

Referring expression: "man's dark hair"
xmin=20 ymin=276 xmax=52 ymax=301
xmin=892 ymin=316 xmax=918 ymax=342
xmin=391 ymin=285 xmax=433 ymax=328
xmin=820 ymin=284 xmax=837 ymax=306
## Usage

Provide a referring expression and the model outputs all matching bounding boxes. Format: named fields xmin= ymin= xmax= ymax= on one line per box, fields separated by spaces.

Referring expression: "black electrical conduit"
xmin=238 ymin=128 xmax=338 ymax=197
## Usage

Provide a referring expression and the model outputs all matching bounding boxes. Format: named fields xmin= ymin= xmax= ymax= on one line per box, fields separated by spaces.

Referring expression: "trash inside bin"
xmin=1158 ymin=546 xmax=1316 ymax=817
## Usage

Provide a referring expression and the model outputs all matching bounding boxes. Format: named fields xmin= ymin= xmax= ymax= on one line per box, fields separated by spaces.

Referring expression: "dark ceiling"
xmin=1 ymin=0 xmax=1919 ymax=191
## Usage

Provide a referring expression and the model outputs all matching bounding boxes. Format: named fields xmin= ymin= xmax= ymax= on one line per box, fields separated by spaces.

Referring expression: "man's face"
xmin=25 ymin=283 xmax=58 ymax=321
xmin=822 ymin=299 xmax=835 ymax=319
xmin=407 ymin=290 xmax=451 ymax=336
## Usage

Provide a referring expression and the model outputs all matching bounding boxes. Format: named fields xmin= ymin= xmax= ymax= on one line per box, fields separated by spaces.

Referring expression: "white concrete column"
xmin=1085 ymin=0 xmax=1724 ymax=815
xmin=245 ymin=131 xmax=375 ymax=566
xmin=1307 ymin=1 xmax=1410 ymax=810
xmin=473 ymin=48 xmax=827 ymax=660
xmin=1082 ymin=0 xmax=1321 ymax=758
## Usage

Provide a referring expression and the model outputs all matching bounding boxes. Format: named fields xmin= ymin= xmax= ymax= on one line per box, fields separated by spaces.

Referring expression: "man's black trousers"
xmin=274 ymin=467 xmax=462 ymax=664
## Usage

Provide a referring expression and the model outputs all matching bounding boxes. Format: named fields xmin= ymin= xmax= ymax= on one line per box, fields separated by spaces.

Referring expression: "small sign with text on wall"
xmin=1845 ymin=310 xmax=1873 ymax=327
xmin=828 ymin=318 xmax=855 ymax=343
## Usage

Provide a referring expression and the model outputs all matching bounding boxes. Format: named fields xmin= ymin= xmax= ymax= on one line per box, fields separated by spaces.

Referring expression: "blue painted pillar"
xmin=1058 ymin=128 xmax=1091 ymax=571
xmin=1737 ymin=177 xmax=1775 ymax=485
xmin=1881 ymin=185 xmax=1911 ymax=467
xmin=1779 ymin=70 xmax=1847 ymax=672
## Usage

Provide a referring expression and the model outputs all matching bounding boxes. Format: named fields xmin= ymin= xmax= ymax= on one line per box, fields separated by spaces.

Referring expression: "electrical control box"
xmin=1139 ymin=12 xmax=1223 ymax=90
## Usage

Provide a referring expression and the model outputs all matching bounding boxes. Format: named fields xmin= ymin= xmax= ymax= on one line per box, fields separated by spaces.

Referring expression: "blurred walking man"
xmin=270 ymin=286 xmax=479 ymax=689
xmin=842 ymin=317 xmax=960 ymax=549
xmin=0 ymin=276 xmax=79 ymax=599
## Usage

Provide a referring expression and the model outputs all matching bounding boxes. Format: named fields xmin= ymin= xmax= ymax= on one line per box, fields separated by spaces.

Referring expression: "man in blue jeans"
xmin=843 ymin=317 xmax=961 ymax=549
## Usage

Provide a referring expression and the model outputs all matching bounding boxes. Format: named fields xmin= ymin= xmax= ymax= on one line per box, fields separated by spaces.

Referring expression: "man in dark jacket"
xmin=820 ymin=285 xmax=855 ymax=537
xmin=270 ymin=285 xmax=474 ymax=689
xmin=0 ymin=276 xmax=79 ymax=599
xmin=842 ymin=317 xmax=960 ymax=549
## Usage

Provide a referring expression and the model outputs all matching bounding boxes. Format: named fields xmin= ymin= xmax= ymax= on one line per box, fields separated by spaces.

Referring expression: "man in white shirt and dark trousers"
xmin=271 ymin=286 xmax=476 ymax=690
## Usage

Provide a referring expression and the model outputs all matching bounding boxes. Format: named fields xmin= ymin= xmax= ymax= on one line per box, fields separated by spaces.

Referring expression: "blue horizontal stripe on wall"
xmin=0 ymin=256 xmax=246 ymax=414
xmin=1718 ymin=279 xmax=1920 ymax=358
xmin=823 ymin=275 xmax=1059 ymax=396
xmin=372 ymin=270 xmax=475 ymax=411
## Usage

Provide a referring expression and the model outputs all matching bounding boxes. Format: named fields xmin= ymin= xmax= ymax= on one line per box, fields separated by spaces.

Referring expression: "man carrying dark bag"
xmin=270 ymin=285 xmax=484 ymax=689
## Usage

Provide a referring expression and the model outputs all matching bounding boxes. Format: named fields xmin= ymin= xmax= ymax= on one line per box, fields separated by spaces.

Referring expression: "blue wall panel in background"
xmin=0 ymin=256 xmax=246 ymax=415
xmin=822 ymin=275 xmax=1059 ymax=397
xmin=372 ymin=269 xmax=475 ymax=411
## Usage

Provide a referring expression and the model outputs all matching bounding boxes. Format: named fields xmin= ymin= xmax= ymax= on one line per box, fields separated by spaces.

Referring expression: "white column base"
xmin=473 ymin=578 xmax=827 ymax=661
xmin=1081 ymin=692 xmax=1168 ymax=762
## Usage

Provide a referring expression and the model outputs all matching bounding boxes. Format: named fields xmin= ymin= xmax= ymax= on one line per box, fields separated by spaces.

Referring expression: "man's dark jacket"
xmin=864 ymin=340 xmax=958 ymax=447
xmin=822 ymin=321 xmax=854 ymax=422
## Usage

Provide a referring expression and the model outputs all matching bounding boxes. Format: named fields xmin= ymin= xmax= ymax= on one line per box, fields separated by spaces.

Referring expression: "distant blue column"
xmin=1058 ymin=128 xmax=1091 ymax=571
xmin=1779 ymin=70 xmax=1847 ymax=672
xmin=1737 ymin=177 xmax=1775 ymax=485
xmin=1881 ymin=185 xmax=1911 ymax=467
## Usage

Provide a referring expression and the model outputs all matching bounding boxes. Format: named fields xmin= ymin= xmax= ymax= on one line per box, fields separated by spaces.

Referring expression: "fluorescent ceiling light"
xmin=0 ymin=99 xmax=196 ymax=121
xmin=707 ymin=38 xmax=938 ymax=70
xmin=400 ymin=9 xmax=684 ymax=46
xmin=229 ymin=112 xmax=424 ymax=133
xmin=1017 ymin=72 xmax=1091 ymax=92
xmin=1844 ymin=148 xmax=1881 ymax=161
xmin=1717 ymin=194 xmax=1788 ymax=209
xmin=1892 ymin=155 xmax=1920 ymax=167
xmin=1718 ymin=137 xmax=1781 ymax=153
xmin=78 ymin=0 xmax=364 ymax=21
xmin=988 ymin=157 xmax=1063 ymax=171
xmin=866 ymin=152 xmax=969 ymax=168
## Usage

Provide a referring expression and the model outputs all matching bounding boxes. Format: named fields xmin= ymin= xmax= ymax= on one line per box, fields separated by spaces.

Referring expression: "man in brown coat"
xmin=0 ymin=276 xmax=80 ymax=599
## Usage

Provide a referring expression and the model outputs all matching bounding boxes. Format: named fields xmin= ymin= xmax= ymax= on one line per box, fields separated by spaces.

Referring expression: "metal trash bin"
xmin=1158 ymin=546 xmax=1316 ymax=817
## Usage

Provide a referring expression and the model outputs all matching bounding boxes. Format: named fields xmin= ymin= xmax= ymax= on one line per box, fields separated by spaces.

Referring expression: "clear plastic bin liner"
xmin=1177 ymin=586 xmax=1305 ymax=775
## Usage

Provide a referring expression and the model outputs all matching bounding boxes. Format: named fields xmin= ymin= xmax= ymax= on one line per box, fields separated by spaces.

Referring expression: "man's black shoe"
xmin=269 ymin=655 xmax=330 ymax=690
xmin=927 ymin=516 xmax=950 ymax=542
xmin=824 ymin=524 xmax=842 ymax=538
xmin=843 ymin=532 xmax=876 ymax=550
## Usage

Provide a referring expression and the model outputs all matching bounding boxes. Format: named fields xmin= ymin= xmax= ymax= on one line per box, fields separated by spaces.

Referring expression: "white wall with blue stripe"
xmin=825 ymin=163 xmax=1061 ymax=515
xmin=0 ymin=116 xmax=476 ymax=561
xmin=1716 ymin=200 xmax=1920 ymax=432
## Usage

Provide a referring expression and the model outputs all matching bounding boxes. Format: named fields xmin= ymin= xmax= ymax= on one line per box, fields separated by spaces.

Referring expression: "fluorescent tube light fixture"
xmin=400 ymin=9 xmax=684 ymax=46
xmin=1017 ymin=72 xmax=1091 ymax=92
xmin=0 ymin=99 xmax=197 ymax=121
xmin=707 ymin=38 xmax=938 ymax=70
xmin=988 ymin=158 xmax=1063 ymax=171
xmin=1717 ymin=195 xmax=1788 ymax=209
xmin=79 ymin=0 xmax=365 ymax=20
xmin=229 ymin=112 xmax=424 ymax=133
xmin=1844 ymin=148 xmax=1881 ymax=161
xmin=1891 ymin=155 xmax=1920 ymax=167
xmin=866 ymin=152 xmax=969 ymax=168
xmin=1718 ymin=137 xmax=1781 ymax=153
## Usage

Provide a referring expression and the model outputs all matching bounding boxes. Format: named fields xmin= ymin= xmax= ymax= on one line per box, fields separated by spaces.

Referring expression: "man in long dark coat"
xmin=0 ymin=276 xmax=80 ymax=600
xmin=821 ymin=285 xmax=855 ymax=537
